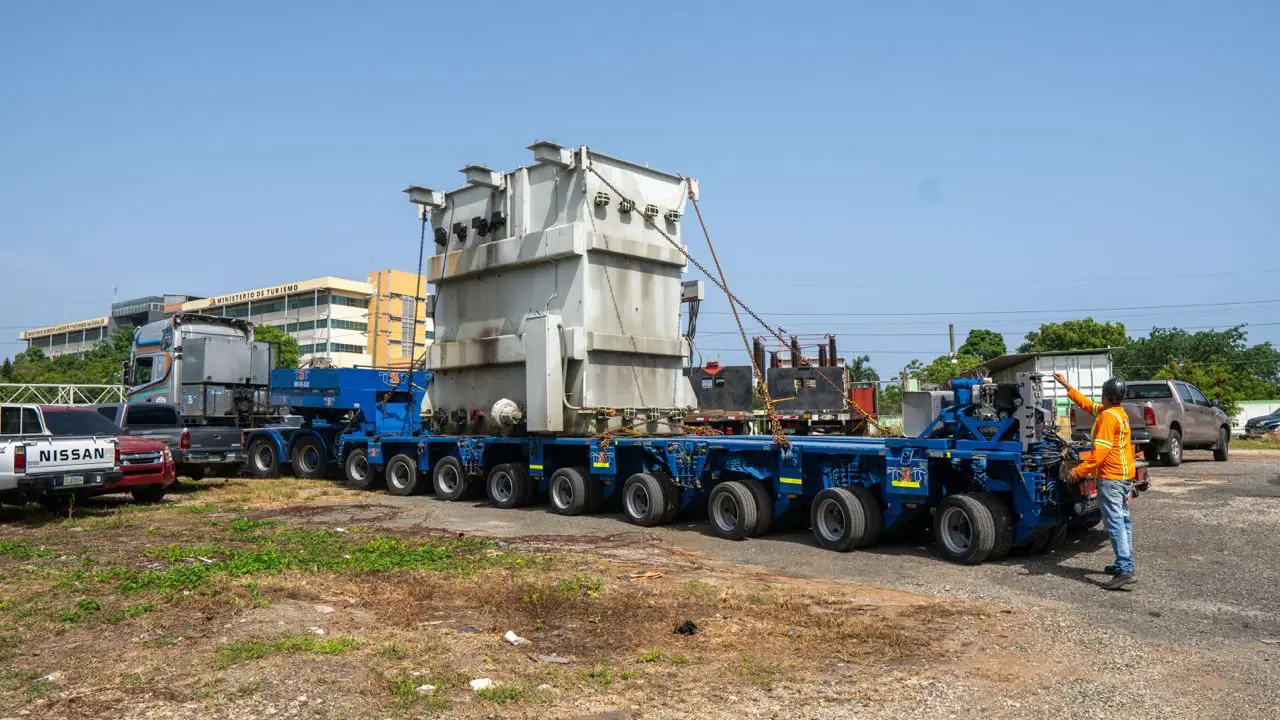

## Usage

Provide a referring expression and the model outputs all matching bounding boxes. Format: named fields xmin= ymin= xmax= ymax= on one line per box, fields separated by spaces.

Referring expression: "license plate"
xmin=1082 ymin=496 xmax=1100 ymax=513
xmin=226 ymin=453 xmax=244 ymax=462
xmin=62 ymin=475 xmax=85 ymax=487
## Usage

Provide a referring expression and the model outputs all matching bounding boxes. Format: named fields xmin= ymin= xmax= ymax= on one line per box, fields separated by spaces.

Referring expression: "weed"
xmin=679 ymin=579 xmax=718 ymax=601
xmin=669 ymin=654 xmax=688 ymax=665
xmin=59 ymin=597 xmax=101 ymax=623
xmin=620 ymin=671 xmax=636 ymax=680
xmin=639 ymin=649 xmax=663 ymax=663
xmin=214 ymin=635 xmax=360 ymax=668
xmin=556 ymin=575 xmax=605 ymax=598
xmin=386 ymin=672 xmax=451 ymax=711
xmin=0 ymin=540 xmax=56 ymax=560
xmin=106 ymin=603 xmax=156 ymax=625
xmin=195 ymin=689 xmax=216 ymax=699
xmin=730 ymin=654 xmax=781 ymax=686
xmin=177 ymin=503 xmax=220 ymax=515
xmin=581 ymin=665 xmax=614 ymax=688
xmin=477 ymin=683 xmax=528 ymax=704
xmin=230 ymin=517 xmax=278 ymax=535
xmin=27 ymin=679 xmax=58 ymax=696
xmin=1 ymin=668 xmax=39 ymax=692
xmin=379 ymin=642 xmax=409 ymax=659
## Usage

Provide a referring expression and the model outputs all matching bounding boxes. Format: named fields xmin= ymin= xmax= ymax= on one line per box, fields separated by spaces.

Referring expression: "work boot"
xmin=1104 ymin=565 xmax=1117 ymax=574
xmin=1102 ymin=572 xmax=1137 ymax=590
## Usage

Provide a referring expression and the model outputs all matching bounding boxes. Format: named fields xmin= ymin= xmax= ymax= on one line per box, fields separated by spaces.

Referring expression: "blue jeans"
xmin=1099 ymin=479 xmax=1135 ymax=574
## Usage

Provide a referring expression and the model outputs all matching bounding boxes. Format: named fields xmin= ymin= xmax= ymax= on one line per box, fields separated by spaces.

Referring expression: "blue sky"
xmin=2 ymin=1 xmax=1277 ymax=375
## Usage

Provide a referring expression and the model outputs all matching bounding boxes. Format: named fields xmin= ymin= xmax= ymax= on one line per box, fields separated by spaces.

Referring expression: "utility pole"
xmin=949 ymin=323 xmax=956 ymax=364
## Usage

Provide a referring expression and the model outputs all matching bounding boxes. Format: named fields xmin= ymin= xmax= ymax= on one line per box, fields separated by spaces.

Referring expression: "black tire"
xmin=933 ymin=494 xmax=996 ymax=565
xmin=487 ymin=463 xmax=531 ymax=509
xmin=248 ymin=439 xmax=281 ymax=479
xmin=384 ymin=453 xmax=422 ymax=496
xmin=290 ymin=437 xmax=327 ymax=480
xmin=707 ymin=481 xmax=759 ymax=541
xmin=741 ymin=478 xmax=774 ymax=537
xmin=432 ymin=456 xmax=468 ymax=501
xmin=131 ymin=484 xmax=167 ymax=504
xmin=178 ymin=465 xmax=205 ymax=481
xmin=621 ymin=472 xmax=671 ymax=527
xmin=1213 ymin=427 xmax=1229 ymax=462
xmin=654 ymin=472 xmax=681 ymax=524
xmin=1044 ymin=521 xmax=1069 ymax=552
xmin=343 ymin=447 xmax=382 ymax=490
xmin=547 ymin=466 xmax=592 ymax=516
xmin=1160 ymin=428 xmax=1183 ymax=467
xmin=809 ymin=487 xmax=865 ymax=552
xmin=972 ymin=492 xmax=1014 ymax=561
xmin=847 ymin=485 xmax=884 ymax=549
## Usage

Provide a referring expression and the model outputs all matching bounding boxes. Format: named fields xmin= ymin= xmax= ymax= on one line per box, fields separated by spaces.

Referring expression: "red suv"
xmin=39 ymin=407 xmax=176 ymax=504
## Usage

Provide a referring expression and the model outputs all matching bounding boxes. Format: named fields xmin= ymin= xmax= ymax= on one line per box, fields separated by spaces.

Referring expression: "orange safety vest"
xmin=1067 ymin=387 xmax=1137 ymax=481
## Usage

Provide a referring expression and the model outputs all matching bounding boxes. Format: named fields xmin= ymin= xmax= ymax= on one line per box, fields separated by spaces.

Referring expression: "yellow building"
xmin=366 ymin=269 xmax=434 ymax=369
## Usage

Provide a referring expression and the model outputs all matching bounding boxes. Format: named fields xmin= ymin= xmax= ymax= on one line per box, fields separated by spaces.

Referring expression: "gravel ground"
xmin=295 ymin=449 xmax=1280 ymax=718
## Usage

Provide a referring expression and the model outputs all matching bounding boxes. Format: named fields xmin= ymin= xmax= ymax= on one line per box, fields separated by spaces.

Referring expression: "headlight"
xmin=163 ymin=446 xmax=172 ymax=462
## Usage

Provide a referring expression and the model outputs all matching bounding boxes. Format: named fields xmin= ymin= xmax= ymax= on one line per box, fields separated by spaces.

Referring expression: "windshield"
xmin=1126 ymin=384 xmax=1173 ymax=400
xmin=41 ymin=409 xmax=123 ymax=437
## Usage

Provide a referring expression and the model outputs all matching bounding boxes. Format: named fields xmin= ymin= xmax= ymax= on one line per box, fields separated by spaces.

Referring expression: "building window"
xmin=329 ymin=294 xmax=366 ymax=308
xmin=426 ymin=330 xmax=435 ymax=340
xmin=285 ymin=320 xmax=316 ymax=333
xmin=331 ymin=343 xmax=365 ymax=354
xmin=400 ymin=320 xmax=415 ymax=346
xmin=289 ymin=293 xmax=316 ymax=309
xmin=330 ymin=319 xmax=367 ymax=332
xmin=223 ymin=303 xmax=250 ymax=318
xmin=255 ymin=300 xmax=286 ymax=314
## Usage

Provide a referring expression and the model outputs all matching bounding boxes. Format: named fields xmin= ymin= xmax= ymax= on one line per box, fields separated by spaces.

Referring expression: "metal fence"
xmin=0 ymin=383 xmax=126 ymax=405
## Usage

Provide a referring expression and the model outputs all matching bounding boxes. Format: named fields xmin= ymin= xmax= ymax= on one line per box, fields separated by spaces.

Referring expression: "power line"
xmin=700 ymin=298 xmax=1280 ymax=318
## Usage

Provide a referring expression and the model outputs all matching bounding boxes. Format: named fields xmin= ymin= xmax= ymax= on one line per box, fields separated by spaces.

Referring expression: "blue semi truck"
xmin=244 ymin=366 xmax=1114 ymax=564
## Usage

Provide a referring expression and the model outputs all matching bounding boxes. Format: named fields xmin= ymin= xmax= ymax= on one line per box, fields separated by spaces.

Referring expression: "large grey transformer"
xmin=409 ymin=142 xmax=698 ymax=435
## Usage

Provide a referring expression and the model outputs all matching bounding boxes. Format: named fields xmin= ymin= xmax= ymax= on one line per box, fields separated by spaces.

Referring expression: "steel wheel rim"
xmin=551 ymin=476 xmax=573 ymax=510
xmin=438 ymin=465 xmax=460 ymax=494
xmin=254 ymin=445 xmax=273 ymax=471
xmin=491 ymin=471 xmax=514 ymax=503
xmin=1170 ymin=435 xmax=1181 ymax=460
xmin=299 ymin=446 xmax=320 ymax=474
xmin=626 ymin=483 xmax=650 ymax=519
xmin=816 ymin=498 xmax=846 ymax=542
xmin=712 ymin=492 xmax=739 ymax=532
xmin=939 ymin=506 xmax=972 ymax=554
xmin=349 ymin=455 xmax=369 ymax=483
xmin=389 ymin=462 xmax=410 ymax=490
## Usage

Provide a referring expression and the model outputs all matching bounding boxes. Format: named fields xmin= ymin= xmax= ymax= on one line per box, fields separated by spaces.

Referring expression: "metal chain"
xmin=403 ymin=215 xmax=428 ymax=434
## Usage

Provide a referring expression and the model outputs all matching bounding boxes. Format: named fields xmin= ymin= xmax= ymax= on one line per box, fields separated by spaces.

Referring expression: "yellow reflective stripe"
xmin=528 ymin=464 xmax=543 ymax=470
xmin=1094 ymin=439 xmax=1114 ymax=448
xmin=779 ymin=477 xmax=803 ymax=485
xmin=592 ymin=462 xmax=611 ymax=468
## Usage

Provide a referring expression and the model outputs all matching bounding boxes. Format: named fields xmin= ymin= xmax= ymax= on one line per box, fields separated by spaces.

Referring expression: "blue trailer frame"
xmin=245 ymin=368 xmax=1105 ymax=565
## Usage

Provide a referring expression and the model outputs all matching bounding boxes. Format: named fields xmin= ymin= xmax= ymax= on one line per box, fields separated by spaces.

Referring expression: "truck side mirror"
xmin=1210 ymin=399 xmax=1220 ymax=408
xmin=120 ymin=360 xmax=131 ymax=381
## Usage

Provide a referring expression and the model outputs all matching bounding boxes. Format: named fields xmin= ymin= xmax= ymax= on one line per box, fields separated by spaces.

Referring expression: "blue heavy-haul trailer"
xmin=243 ymin=367 xmax=1111 ymax=565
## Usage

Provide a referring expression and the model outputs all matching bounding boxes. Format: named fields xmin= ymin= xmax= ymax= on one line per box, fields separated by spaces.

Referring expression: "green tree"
xmin=254 ymin=325 xmax=301 ymax=370
xmin=912 ymin=353 xmax=985 ymax=386
xmin=1113 ymin=326 xmax=1280 ymax=416
xmin=0 ymin=358 xmax=12 ymax=381
xmin=878 ymin=384 xmax=903 ymax=416
xmin=958 ymin=329 xmax=1007 ymax=362
xmin=845 ymin=354 xmax=880 ymax=384
xmin=1018 ymin=318 xmax=1129 ymax=353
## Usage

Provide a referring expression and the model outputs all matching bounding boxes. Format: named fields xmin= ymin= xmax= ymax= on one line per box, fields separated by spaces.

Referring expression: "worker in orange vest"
xmin=1055 ymin=373 xmax=1138 ymax=590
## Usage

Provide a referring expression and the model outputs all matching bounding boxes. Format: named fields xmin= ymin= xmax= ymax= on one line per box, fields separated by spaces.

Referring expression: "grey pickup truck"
xmin=92 ymin=403 xmax=246 ymax=479
xmin=1072 ymin=379 xmax=1231 ymax=467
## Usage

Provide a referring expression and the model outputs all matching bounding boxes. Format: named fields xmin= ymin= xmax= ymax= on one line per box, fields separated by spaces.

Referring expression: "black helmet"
xmin=1102 ymin=378 xmax=1127 ymax=404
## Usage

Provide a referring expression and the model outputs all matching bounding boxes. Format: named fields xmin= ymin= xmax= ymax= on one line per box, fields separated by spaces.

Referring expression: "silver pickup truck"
xmin=1072 ymin=379 xmax=1231 ymax=467
xmin=0 ymin=403 xmax=121 ymax=506
xmin=91 ymin=403 xmax=246 ymax=479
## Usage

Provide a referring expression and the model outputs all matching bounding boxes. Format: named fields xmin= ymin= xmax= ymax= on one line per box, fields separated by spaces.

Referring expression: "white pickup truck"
xmin=0 ymin=403 xmax=121 ymax=505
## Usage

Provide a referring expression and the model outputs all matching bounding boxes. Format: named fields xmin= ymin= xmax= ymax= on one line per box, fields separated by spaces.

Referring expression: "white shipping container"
xmin=988 ymin=351 xmax=1114 ymax=418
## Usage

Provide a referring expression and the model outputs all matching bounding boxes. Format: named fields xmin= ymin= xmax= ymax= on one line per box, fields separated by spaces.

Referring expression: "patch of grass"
xmin=476 ymin=682 xmax=529 ymax=704
xmin=0 ymin=540 xmax=57 ymax=560
xmin=379 ymin=641 xmax=409 ymax=659
xmin=214 ymin=635 xmax=360 ymax=668
xmin=639 ymin=649 xmax=663 ymax=663
xmin=106 ymin=603 xmax=156 ymax=624
xmin=386 ymin=672 xmax=451 ymax=711
xmin=580 ymin=665 xmax=614 ymax=688
xmin=637 ymin=649 xmax=687 ymax=665
xmin=555 ymin=575 xmax=605 ymax=598
xmin=730 ymin=654 xmax=781 ymax=687
xmin=679 ymin=579 xmax=718 ymax=602
xmin=1 ymin=668 xmax=40 ymax=692
xmin=230 ymin=517 xmax=279 ymax=535
xmin=1235 ymin=436 xmax=1280 ymax=450
xmin=177 ymin=503 xmax=221 ymax=515
xmin=59 ymin=597 xmax=101 ymax=623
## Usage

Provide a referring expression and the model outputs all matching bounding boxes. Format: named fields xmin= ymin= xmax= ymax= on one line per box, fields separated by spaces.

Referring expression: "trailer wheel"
xmin=248 ymin=439 xmax=280 ymax=479
xmin=432 ymin=456 xmax=468 ymax=501
xmin=1045 ymin=521 xmax=1069 ymax=552
xmin=343 ymin=448 xmax=382 ymax=490
xmin=972 ymin=492 xmax=1014 ymax=561
xmin=741 ymin=478 xmax=774 ymax=537
xmin=653 ymin=472 xmax=682 ymax=524
xmin=847 ymin=485 xmax=883 ymax=549
xmin=708 ymin=481 xmax=758 ymax=540
xmin=291 ymin=437 xmax=327 ymax=480
xmin=622 ymin=473 xmax=671 ymax=527
xmin=933 ymin=494 xmax=996 ymax=565
xmin=487 ymin=463 xmax=531 ymax=509
xmin=548 ymin=467 xmax=593 ymax=515
xmin=810 ymin=487 xmax=865 ymax=551
xmin=385 ymin=454 xmax=422 ymax=496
